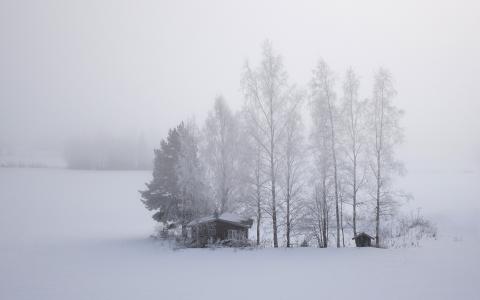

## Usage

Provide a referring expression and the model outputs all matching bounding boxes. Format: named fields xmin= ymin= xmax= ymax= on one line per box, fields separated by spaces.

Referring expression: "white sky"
xmin=1 ymin=0 xmax=479 ymax=171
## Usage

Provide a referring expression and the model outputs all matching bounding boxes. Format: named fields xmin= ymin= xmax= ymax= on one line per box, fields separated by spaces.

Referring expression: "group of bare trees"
xmin=143 ymin=41 xmax=405 ymax=248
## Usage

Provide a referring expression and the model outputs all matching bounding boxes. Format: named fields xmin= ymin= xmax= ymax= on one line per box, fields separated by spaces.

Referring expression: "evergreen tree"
xmin=140 ymin=124 xmax=182 ymax=223
xmin=141 ymin=121 xmax=211 ymax=226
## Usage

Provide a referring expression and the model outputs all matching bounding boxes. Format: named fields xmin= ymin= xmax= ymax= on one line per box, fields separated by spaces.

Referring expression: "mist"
xmin=1 ymin=0 xmax=479 ymax=171
xmin=1 ymin=1 xmax=480 ymax=299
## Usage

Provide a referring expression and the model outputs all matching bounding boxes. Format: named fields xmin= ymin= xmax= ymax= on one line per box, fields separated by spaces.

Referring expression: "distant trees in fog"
xmin=64 ymin=134 xmax=151 ymax=170
xmin=141 ymin=41 xmax=407 ymax=248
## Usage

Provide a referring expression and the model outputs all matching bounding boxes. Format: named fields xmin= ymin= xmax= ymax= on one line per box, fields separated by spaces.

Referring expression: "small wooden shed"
xmin=352 ymin=232 xmax=375 ymax=247
xmin=187 ymin=212 xmax=253 ymax=247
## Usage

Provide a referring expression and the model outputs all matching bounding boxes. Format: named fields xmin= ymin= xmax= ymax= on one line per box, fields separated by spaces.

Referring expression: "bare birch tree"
xmin=340 ymin=67 xmax=367 ymax=237
xmin=248 ymin=142 xmax=267 ymax=246
xmin=368 ymin=68 xmax=404 ymax=247
xmin=309 ymin=69 xmax=335 ymax=248
xmin=280 ymin=93 xmax=305 ymax=247
xmin=241 ymin=40 xmax=291 ymax=248
xmin=202 ymin=96 xmax=239 ymax=213
xmin=236 ymin=111 xmax=268 ymax=246
xmin=310 ymin=173 xmax=331 ymax=248
xmin=176 ymin=120 xmax=211 ymax=231
xmin=311 ymin=59 xmax=342 ymax=248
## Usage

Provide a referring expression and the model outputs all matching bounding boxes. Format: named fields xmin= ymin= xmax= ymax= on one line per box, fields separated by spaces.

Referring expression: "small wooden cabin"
xmin=187 ymin=212 xmax=253 ymax=247
xmin=352 ymin=232 xmax=375 ymax=247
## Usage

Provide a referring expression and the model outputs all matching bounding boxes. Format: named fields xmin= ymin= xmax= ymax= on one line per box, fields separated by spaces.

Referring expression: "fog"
xmin=1 ymin=0 xmax=479 ymax=171
xmin=1 ymin=3 xmax=480 ymax=298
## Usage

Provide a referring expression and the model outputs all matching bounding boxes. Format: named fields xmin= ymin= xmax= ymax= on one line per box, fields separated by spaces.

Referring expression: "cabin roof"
xmin=187 ymin=212 xmax=252 ymax=228
xmin=352 ymin=232 xmax=375 ymax=240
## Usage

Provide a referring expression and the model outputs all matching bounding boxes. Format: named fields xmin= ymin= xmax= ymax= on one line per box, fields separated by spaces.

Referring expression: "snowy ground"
xmin=1 ymin=168 xmax=479 ymax=300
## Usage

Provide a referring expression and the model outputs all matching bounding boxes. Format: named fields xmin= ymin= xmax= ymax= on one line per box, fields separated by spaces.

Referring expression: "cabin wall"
xmin=190 ymin=220 xmax=249 ymax=246
xmin=354 ymin=236 xmax=372 ymax=247
xmin=215 ymin=221 xmax=248 ymax=240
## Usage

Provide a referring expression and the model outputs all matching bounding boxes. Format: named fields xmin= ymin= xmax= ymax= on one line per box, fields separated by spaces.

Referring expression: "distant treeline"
xmin=0 ymin=161 xmax=49 ymax=168
xmin=64 ymin=135 xmax=152 ymax=170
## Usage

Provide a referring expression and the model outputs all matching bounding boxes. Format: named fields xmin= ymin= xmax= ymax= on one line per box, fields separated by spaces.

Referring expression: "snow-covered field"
xmin=1 ymin=168 xmax=479 ymax=300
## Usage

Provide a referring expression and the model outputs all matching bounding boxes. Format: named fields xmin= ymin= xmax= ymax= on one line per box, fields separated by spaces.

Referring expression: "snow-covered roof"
xmin=187 ymin=212 xmax=252 ymax=228
xmin=352 ymin=232 xmax=375 ymax=240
